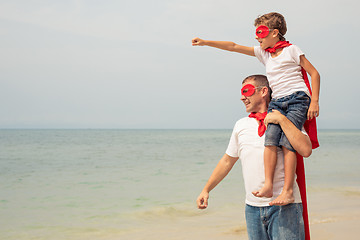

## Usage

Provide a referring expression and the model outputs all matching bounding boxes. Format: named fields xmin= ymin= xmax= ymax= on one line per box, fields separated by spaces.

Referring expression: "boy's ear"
xmin=272 ymin=29 xmax=280 ymax=38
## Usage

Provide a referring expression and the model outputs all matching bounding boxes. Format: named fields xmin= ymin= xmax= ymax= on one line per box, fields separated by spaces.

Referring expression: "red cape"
xmin=297 ymin=68 xmax=320 ymax=240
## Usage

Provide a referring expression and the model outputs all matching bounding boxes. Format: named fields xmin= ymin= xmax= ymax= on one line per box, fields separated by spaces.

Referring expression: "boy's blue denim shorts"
xmin=265 ymin=91 xmax=310 ymax=152
xmin=245 ymin=203 xmax=305 ymax=240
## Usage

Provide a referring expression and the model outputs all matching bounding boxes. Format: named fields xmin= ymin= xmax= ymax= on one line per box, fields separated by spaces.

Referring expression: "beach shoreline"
xmin=119 ymin=187 xmax=360 ymax=240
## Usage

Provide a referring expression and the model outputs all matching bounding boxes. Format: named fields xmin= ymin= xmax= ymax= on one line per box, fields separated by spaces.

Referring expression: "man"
xmin=196 ymin=74 xmax=312 ymax=239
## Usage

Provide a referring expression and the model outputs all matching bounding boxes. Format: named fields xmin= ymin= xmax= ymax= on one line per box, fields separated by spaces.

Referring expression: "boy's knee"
xmin=265 ymin=125 xmax=282 ymax=147
xmin=279 ymin=134 xmax=295 ymax=152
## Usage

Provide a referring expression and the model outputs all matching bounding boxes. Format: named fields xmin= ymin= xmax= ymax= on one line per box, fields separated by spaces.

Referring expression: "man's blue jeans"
xmin=245 ymin=203 xmax=305 ymax=240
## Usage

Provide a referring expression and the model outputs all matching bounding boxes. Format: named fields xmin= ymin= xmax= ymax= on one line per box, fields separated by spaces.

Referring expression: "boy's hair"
xmin=243 ymin=74 xmax=272 ymax=101
xmin=254 ymin=12 xmax=287 ymax=41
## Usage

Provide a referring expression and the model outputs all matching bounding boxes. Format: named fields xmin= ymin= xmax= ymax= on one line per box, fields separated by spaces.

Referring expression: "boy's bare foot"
xmin=269 ymin=190 xmax=294 ymax=206
xmin=252 ymin=184 xmax=273 ymax=198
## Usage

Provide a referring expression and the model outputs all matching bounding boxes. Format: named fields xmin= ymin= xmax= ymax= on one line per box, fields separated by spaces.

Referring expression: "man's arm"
xmin=192 ymin=37 xmax=255 ymax=56
xmin=197 ymin=154 xmax=238 ymax=209
xmin=265 ymin=110 xmax=312 ymax=157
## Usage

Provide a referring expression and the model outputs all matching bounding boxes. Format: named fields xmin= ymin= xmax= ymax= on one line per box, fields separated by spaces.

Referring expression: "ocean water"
xmin=0 ymin=129 xmax=359 ymax=239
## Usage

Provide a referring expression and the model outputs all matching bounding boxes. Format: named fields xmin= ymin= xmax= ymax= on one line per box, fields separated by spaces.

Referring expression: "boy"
xmin=192 ymin=12 xmax=320 ymax=206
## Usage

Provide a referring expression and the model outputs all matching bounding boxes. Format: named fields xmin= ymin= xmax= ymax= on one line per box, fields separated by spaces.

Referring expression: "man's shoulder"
xmin=235 ymin=116 xmax=251 ymax=124
xmin=233 ymin=117 xmax=256 ymax=130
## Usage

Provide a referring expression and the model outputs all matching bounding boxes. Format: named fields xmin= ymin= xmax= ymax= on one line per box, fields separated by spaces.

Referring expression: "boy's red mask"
xmin=256 ymin=25 xmax=270 ymax=38
xmin=241 ymin=84 xmax=256 ymax=97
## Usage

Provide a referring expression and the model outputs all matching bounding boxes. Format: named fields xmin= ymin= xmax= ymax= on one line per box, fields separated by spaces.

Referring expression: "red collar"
xmin=265 ymin=41 xmax=292 ymax=53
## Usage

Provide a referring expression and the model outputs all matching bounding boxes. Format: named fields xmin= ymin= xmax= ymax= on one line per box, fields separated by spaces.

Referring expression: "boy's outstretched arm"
xmin=300 ymin=55 xmax=320 ymax=120
xmin=192 ymin=37 xmax=255 ymax=56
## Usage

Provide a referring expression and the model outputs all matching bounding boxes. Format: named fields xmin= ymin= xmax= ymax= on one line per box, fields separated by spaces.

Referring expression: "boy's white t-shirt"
xmin=226 ymin=117 xmax=302 ymax=207
xmin=254 ymin=45 xmax=310 ymax=99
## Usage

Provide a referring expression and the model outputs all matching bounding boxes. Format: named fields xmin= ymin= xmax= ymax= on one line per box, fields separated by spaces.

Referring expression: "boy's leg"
xmin=252 ymin=145 xmax=277 ymax=198
xmin=255 ymin=100 xmax=283 ymax=198
xmin=279 ymin=91 xmax=310 ymax=151
xmin=270 ymin=91 xmax=310 ymax=205
xmin=270 ymin=147 xmax=297 ymax=206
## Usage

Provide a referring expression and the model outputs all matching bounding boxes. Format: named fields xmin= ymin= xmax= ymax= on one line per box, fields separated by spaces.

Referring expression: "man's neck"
xmin=257 ymin=107 xmax=268 ymax=114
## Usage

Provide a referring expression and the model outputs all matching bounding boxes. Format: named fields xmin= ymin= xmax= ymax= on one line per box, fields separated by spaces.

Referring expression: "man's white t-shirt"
xmin=226 ymin=117 xmax=302 ymax=207
xmin=254 ymin=45 xmax=310 ymax=99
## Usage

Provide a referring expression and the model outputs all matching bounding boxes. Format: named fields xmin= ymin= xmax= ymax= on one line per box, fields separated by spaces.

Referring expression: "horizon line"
xmin=0 ymin=128 xmax=359 ymax=131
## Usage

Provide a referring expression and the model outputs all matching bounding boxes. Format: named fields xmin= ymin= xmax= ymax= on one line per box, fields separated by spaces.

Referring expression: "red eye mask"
xmin=241 ymin=84 xmax=256 ymax=97
xmin=255 ymin=25 xmax=270 ymax=38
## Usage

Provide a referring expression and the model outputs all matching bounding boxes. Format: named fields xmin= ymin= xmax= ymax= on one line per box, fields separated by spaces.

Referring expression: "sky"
xmin=0 ymin=0 xmax=358 ymax=129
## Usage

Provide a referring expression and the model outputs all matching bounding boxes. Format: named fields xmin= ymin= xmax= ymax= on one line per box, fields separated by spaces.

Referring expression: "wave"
xmin=128 ymin=205 xmax=203 ymax=220
xmin=224 ymin=225 xmax=247 ymax=235
xmin=308 ymin=186 xmax=360 ymax=195
xmin=310 ymin=217 xmax=337 ymax=225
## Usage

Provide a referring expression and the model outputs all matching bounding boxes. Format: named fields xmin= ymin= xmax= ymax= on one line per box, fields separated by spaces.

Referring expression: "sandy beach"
xmin=308 ymin=187 xmax=360 ymax=240
xmin=118 ymin=187 xmax=360 ymax=240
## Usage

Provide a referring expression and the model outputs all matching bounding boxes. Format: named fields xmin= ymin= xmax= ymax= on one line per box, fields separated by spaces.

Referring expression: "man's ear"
xmin=261 ymin=86 xmax=268 ymax=97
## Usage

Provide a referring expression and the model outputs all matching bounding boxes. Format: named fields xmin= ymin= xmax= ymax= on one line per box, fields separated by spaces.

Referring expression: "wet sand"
xmin=308 ymin=187 xmax=360 ymax=240
xmin=119 ymin=187 xmax=360 ymax=240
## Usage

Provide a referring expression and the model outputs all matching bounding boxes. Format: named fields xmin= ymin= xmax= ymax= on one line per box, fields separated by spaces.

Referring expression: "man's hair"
xmin=254 ymin=12 xmax=287 ymax=41
xmin=242 ymin=74 xmax=272 ymax=101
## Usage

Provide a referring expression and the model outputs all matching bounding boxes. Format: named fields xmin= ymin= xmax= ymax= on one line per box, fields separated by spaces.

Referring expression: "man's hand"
xmin=196 ymin=191 xmax=209 ymax=209
xmin=307 ymin=100 xmax=319 ymax=120
xmin=264 ymin=109 xmax=285 ymax=127
xmin=192 ymin=37 xmax=206 ymax=46
xmin=265 ymin=109 xmax=312 ymax=157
